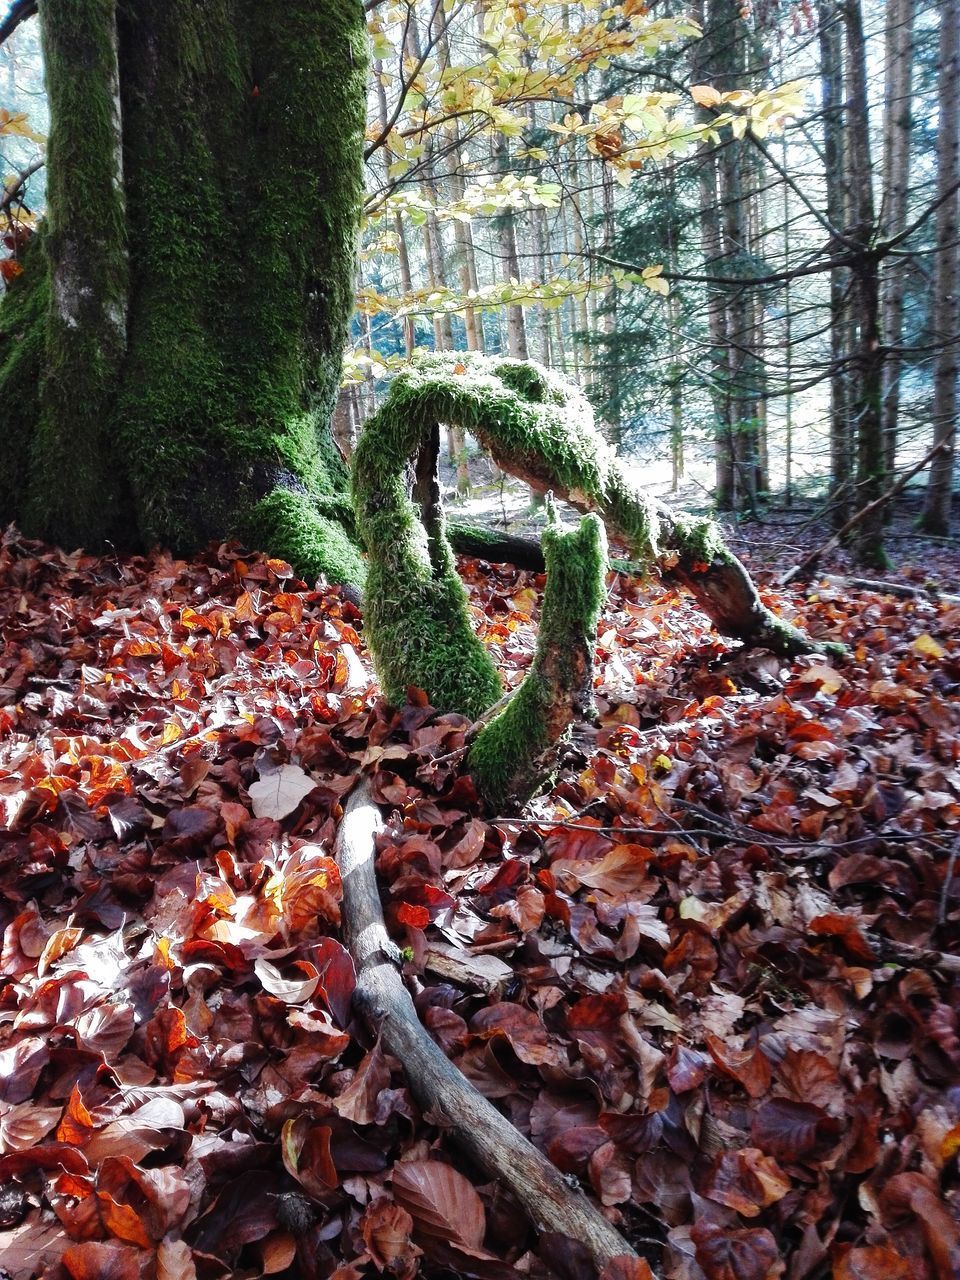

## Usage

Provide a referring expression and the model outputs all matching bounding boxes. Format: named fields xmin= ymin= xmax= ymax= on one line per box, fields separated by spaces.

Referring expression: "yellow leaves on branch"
xmin=0 ymin=107 xmax=43 ymax=143
xmin=364 ymin=174 xmax=562 ymax=229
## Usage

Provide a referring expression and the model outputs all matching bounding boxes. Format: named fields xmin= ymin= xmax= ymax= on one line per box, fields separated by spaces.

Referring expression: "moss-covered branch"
xmin=468 ymin=506 xmax=606 ymax=812
xmin=364 ymin=353 xmax=836 ymax=657
xmin=352 ymin=372 xmax=501 ymax=719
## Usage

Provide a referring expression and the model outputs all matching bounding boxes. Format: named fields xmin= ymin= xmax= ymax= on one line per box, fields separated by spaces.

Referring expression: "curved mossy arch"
xmin=353 ymin=353 xmax=835 ymax=712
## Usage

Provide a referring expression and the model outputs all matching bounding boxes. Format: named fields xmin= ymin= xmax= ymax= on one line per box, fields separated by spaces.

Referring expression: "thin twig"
xmin=938 ymin=838 xmax=959 ymax=926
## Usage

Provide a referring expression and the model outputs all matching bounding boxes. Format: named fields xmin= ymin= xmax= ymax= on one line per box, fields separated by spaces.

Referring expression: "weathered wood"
xmin=335 ymin=780 xmax=642 ymax=1271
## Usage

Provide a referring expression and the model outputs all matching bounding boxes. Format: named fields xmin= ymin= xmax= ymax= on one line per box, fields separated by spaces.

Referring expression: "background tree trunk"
xmin=0 ymin=0 xmax=369 ymax=587
xmin=920 ymin=0 xmax=960 ymax=534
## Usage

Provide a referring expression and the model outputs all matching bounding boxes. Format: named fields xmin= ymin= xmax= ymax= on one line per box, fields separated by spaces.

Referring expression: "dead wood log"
xmin=447 ymin=521 xmax=547 ymax=572
xmin=335 ymin=779 xmax=642 ymax=1272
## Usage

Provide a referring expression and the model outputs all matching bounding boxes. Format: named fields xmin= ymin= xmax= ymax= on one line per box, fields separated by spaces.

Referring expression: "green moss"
xmin=244 ymin=488 xmax=366 ymax=588
xmin=671 ymin=510 xmax=726 ymax=565
xmin=112 ymin=0 xmax=364 ymax=567
xmin=0 ymin=238 xmax=48 ymax=522
xmin=468 ymin=512 xmax=606 ymax=812
xmin=606 ymin=466 xmax=661 ymax=561
xmin=26 ymin=0 xmax=131 ymax=546
xmin=353 ymin=378 xmax=502 ymax=717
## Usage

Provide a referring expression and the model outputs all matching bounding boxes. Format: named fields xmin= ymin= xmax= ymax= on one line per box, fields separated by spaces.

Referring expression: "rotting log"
xmin=353 ymin=354 xmax=840 ymax=725
xmin=335 ymin=779 xmax=644 ymax=1273
xmin=468 ymin=501 xmax=607 ymax=812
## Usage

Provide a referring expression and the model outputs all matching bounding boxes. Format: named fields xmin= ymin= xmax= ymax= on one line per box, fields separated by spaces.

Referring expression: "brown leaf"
xmin=156 ymin=1240 xmax=198 ymax=1280
xmin=281 ymin=1117 xmax=338 ymax=1198
xmin=751 ymin=1098 xmax=842 ymax=1163
xmin=254 ymin=958 xmax=320 ymax=1004
xmin=691 ymin=1220 xmax=783 ymax=1280
xmin=704 ymin=1034 xmax=771 ymax=1099
xmin=391 ymin=1159 xmax=485 ymax=1251
xmin=831 ymin=1246 xmax=913 ymax=1280
xmin=334 ymin=1039 xmax=392 ymax=1125
xmin=599 ymin=1259 xmax=656 ymax=1280
xmin=667 ymin=1044 xmax=710 ymax=1093
xmin=807 ymin=913 xmax=875 ymax=963
xmin=774 ymin=1049 xmax=840 ymax=1113
xmin=701 ymin=1149 xmax=790 ymax=1217
xmin=471 ymin=1003 xmax=567 ymax=1068
xmin=248 ymin=764 xmax=317 ymax=820
xmin=62 ymin=1241 xmax=144 ymax=1280
xmin=361 ymin=1197 xmax=421 ymax=1271
xmin=0 ymin=1101 xmax=63 ymax=1151
xmin=568 ymin=844 xmax=653 ymax=895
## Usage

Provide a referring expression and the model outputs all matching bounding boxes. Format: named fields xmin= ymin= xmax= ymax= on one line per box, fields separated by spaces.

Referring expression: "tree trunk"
xmin=844 ymin=0 xmax=887 ymax=567
xmin=880 ymin=0 xmax=914 ymax=477
xmin=920 ymin=0 xmax=960 ymax=534
xmin=818 ymin=0 xmax=852 ymax=528
xmin=0 ymin=0 xmax=368 ymax=589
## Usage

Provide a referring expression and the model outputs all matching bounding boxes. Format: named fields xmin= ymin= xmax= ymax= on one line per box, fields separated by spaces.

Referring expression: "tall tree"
xmin=920 ymin=0 xmax=960 ymax=533
xmin=0 ymin=0 xmax=368 ymax=587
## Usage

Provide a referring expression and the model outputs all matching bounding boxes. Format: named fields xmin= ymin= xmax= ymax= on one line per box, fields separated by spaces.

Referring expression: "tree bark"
xmin=880 ymin=0 xmax=914 ymax=476
xmin=920 ymin=0 xmax=960 ymax=534
xmin=818 ymin=0 xmax=852 ymax=528
xmin=0 ymin=0 xmax=369 ymax=588
xmin=844 ymin=0 xmax=887 ymax=568
xmin=30 ymin=0 xmax=128 ymax=547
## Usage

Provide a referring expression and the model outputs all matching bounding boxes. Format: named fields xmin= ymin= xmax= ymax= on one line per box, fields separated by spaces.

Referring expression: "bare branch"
xmin=0 ymin=0 xmax=36 ymax=48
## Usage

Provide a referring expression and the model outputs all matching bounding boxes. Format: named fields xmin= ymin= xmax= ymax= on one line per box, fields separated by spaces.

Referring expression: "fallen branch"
xmin=780 ymin=434 xmax=955 ymax=585
xmin=335 ymin=779 xmax=642 ymax=1273
xmin=819 ymin=573 xmax=960 ymax=606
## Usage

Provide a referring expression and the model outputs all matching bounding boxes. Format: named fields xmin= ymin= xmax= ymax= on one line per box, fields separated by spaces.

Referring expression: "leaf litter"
xmin=0 ymin=525 xmax=958 ymax=1280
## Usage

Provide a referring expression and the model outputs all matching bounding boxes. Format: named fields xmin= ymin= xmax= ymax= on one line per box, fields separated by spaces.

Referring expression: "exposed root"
xmin=468 ymin=503 xmax=607 ymax=812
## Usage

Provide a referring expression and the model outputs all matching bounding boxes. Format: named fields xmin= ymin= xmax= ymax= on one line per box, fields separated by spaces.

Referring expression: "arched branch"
xmin=353 ymin=354 xmax=839 ymax=726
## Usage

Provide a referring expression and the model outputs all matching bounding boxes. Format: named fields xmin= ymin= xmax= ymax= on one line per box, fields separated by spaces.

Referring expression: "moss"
xmin=671 ymin=510 xmax=726 ymax=565
xmin=111 ymin=0 xmax=364 ymax=567
xmin=243 ymin=488 xmax=366 ymax=588
xmin=353 ymin=377 xmax=502 ymax=718
xmin=468 ymin=512 xmax=607 ymax=812
xmin=0 ymin=238 xmax=48 ymax=522
xmin=606 ymin=465 xmax=661 ymax=561
xmin=26 ymin=0 xmax=131 ymax=547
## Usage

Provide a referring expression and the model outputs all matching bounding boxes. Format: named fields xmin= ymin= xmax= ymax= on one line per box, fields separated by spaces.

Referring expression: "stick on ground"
xmin=335 ymin=779 xmax=643 ymax=1273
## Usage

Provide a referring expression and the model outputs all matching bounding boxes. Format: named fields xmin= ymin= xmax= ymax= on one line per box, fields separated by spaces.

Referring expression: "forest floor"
xmin=0 ymin=481 xmax=958 ymax=1280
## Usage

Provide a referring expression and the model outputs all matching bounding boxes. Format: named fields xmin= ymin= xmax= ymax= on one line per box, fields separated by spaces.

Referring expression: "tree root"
xmin=468 ymin=503 xmax=607 ymax=812
xmin=335 ymin=779 xmax=643 ymax=1274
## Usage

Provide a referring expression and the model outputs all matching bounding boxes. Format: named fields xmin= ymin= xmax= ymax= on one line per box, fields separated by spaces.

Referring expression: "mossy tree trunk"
xmin=0 ymin=0 xmax=368 ymax=588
